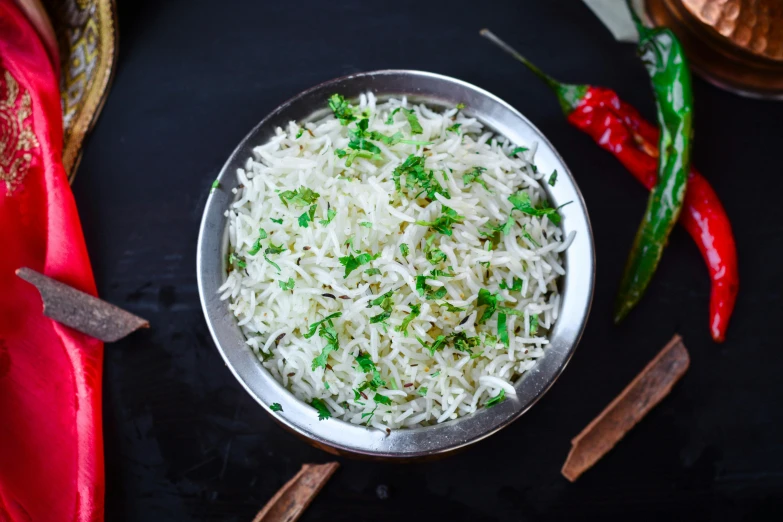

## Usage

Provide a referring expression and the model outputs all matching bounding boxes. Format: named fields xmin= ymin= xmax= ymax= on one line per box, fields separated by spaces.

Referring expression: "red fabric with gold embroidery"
xmin=0 ymin=1 xmax=104 ymax=520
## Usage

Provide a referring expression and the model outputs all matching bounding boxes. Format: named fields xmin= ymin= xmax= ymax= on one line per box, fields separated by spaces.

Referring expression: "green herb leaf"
xmin=370 ymin=311 xmax=391 ymax=324
xmin=530 ymin=314 xmax=539 ymax=335
xmin=418 ymin=387 xmax=428 ymax=396
xmin=429 ymin=269 xmax=455 ymax=278
xmin=270 ymin=403 xmax=283 ymax=412
xmin=248 ymin=239 xmax=262 ymax=256
xmin=211 ymin=179 xmax=220 ymax=191
xmin=271 ymin=218 xmax=283 ymax=224
xmin=339 ymin=251 xmax=380 ymax=278
xmin=509 ymin=146 xmax=528 ymax=157
xmin=265 ymin=242 xmax=285 ymax=256
xmin=356 ymin=352 xmax=375 ymax=373
xmin=431 ymin=371 xmax=441 ymax=377
xmin=264 ymin=254 xmax=280 ymax=272
xmin=548 ymin=169 xmax=558 ymax=186
xmin=498 ymin=313 xmax=509 ymax=347
xmin=373 ymin=393 xmax=392 ymax=406
xmin=509 ymin=191 xmax=568 ymax=225
xmin=425 ymin=286 xmax=448 ymax=300
xmin=359 ymin=221 xmax=373 ymax=228
xmin=400 ymin=243 xmax=409 ymax=257
xmin=415 ymin=206 xmax=464 ymax=236
xmin=450 ymin=331 xmax=482 ymax=354
xmin=319 ymin=204 xmax=336 ymax=225
xmin=456 ymin=103 xmax=465 ymax=110
xmin=395 ymin=304 xmax=421 ymax=336
xmin=391 ymin=154 xmax=450 ymax=200
xmin=312 ymin=318 xmax=340 ymax=370
xmin=415 ymin=275 xmax=428 ymax=296
xmin=328 ymin=93 xmax=356 ymax=126
xmin=310 ymin=398 xmax=331 ymax=420
xmin=364 ymin=268 xmax=381 ymax=276
xmin=463 ymin=167 xmax=490 ymax=190
xmin=447 ymin=123 xmax=461 ymax=133
xmin=499 ymin=277 xmax=523 ymax=292
xmin=278 ymin=278 xmax=295 ymax=291
xmin=279 ymin=186 xmax=321 ymax=208
xmin=485 ymin=389 xmax=505 ymax=408
xmin=229 ymin=253 xmax=246 ymax=269
xmin=400 ymin=108 xmax=423 ymax=134
xmin=477 ymin=288 xmax=500 ymax=323
xmin=438 ymin=302 xmax=466 ymax=312
xmin=521 ymin=225 xmax=541 ymax=248
xmin=417 ymin=335 xmax=448 ymax=356
xmin=304 ymin=312 xmax=342 ymax=339
xmin=295 ymin=128 xmax=304 ymax=139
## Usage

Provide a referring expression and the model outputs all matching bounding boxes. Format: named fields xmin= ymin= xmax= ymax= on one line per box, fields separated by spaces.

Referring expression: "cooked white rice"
xmin=218 ymin=92 xmax=574 ymax=429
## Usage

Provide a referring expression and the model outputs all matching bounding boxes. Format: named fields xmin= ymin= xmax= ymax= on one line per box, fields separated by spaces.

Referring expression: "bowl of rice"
xmin=197 ymin=70 xmax=594 ymax=458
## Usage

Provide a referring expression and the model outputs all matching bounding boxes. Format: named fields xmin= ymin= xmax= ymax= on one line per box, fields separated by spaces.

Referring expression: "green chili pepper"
xmin=614 ymin=5 xmax=694 ymax=323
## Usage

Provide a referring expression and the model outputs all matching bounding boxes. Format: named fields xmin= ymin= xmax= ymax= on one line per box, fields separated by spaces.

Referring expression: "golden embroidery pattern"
xmin=0 ymin=70 xmax=40 ymax=194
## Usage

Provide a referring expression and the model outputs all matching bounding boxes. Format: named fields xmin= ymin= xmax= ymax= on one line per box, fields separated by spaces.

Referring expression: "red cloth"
xmin=0 ymin=1 xmax=104 ymax=520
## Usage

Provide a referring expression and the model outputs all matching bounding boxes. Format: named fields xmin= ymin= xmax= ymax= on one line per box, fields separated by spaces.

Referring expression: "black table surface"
xmin=74 ymin=0 xmax=783 ymax=520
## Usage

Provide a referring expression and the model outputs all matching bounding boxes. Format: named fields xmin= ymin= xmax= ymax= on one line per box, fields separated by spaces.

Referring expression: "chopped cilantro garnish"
xmin=415 ymin=275 xmax=428 ymax=296
xmin=211 ymin=179 xmax=220 ymax=191
xmin=548 ymin=169 xmax=558 ymax=186
xmin=371 ymin=290 xmax=394 ymax=310
xmin=319 ymin=204 xmax=336 ymax=225
xmin=417 ymin=335 xmax=448 ymax=356
xmin=356 ymin=353 xmax=386 ymax=394
xmin=295 ymin=128 xmax=304 ymax=139
xmin=386 ymin=108 xmax=423 ymax=134
xmin=429 ymin=269 xmax=455 ymax=278
xmin=370 ymin=311 xmax=391 ymax=324
xmin=400 ymin=243 xmax=409 ymax=257
xmin=426 ymin=286 xmax=447 ymax=300
xmin=509 ymin=146 xmax=529 ymax=157
xmin=477 ymin=288 xmax=500 ymax=323
xmin=438 ymin=302 xmax=466 ymax=312
xmin=373 ymin=393 xmax=392 ymax=406
xmin=265 ymin=242 xmax=285 ymax=255
xmin=359 ymin=221 xmax=373 ymax=228
xmin=248 ymin=239 xmax=262 ymax=256
xmin=368 ymin=130 xmax=431 ymax=147
xmin=303 ymin=312 xmax=342 ymax=339
xmin=395 ymin=304 xmax=421 ymax=336
xmin=456 ymin=103 xmax=465 ymax=110
xmin=328 ymin=93 xmax=356 ymax=126
xmin=418 ymin=387 xmax=428 ymax=396
xmin=530 ymin=314 xmax=539 ymax=335
xmin=509 ymin=191 xmax=570 ymax=225
xmin=450 ymin=331 xmax=481 ymax=354
xmin=324 ymin=382 xmax=330 ymax=389
xmin=415 ymin=206 xmax=464 ymax=236
xmin=278 ymin=278 xmax=295 ymax=291
xmin=229 ymin=253 xmax=246 ymax=269
xmin=485 ymin=389 xmax=505 ymax=408
xmin=496 ymin=307 xmax=525 ymax=317
xmin=364 ymin=268 xmax=381 ymax=276
xmin=424 ymin=235 xmax=447 ymax=265
xmin=463 ymin=167 xmax=490 ymax=190
xmin=309 ymin=398 xmax=331 ymax=420
xmin=356 ymin=352 xmax=375 ymax=373
xmin=499 ymin=277 xmax=523 ymax=292
xmin=339 ymin=251 xmax=380 ymax=278
xmin=298 ymin=204 xmax=317 ymax=228
xmin=279 ymin=186 xmax=320 ymax=208
xmin=498 ymin=313 xmax=509 ymax=347
xmin=311 ymin=317 xmax=340 ymax=370
xmin=521 ymin=225 xmax=541 ymax=248
xmin=391 ymin=154 xmax=450 ymax=200
xmin=446 ymin=123 xmax=461 ymax=133
xmin=431 ymin=371 xmax=441 ymax=377
xmin=264 ymin=254 xmax=280 ymax=272
xmin=271 ymin=218 xmax=283 ymax=224
xmin=270 ymin=403 xmax=283 ymax=412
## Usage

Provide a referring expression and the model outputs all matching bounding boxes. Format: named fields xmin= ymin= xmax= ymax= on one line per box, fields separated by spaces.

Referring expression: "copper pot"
xmin=646 ymin=0 xmax=783 ymax=99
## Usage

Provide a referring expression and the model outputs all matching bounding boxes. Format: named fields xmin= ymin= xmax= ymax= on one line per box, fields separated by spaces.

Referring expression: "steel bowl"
xmin=197 ymin=70 xmax=595 ymax=459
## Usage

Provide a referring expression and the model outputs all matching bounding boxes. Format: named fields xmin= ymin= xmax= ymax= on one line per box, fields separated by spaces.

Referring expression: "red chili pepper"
xmin=567 ymin=88 xmax=738 ymax=341
xmin=481 ymin=30 xmax=738 ymax=342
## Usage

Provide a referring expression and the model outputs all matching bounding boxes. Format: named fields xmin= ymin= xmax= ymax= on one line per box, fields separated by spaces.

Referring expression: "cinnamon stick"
xmin=16 ymin=267 xmax=149 ymax=342
xmin=562 ymin=335 xmax=690 ymax=482
xmin=252 ymin=462 xmax=339 ymax=522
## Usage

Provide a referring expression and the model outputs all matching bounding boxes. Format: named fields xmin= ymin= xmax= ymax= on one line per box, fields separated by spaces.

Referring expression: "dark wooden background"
xmin=74 ymin=0 xmax=783 ymax=520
